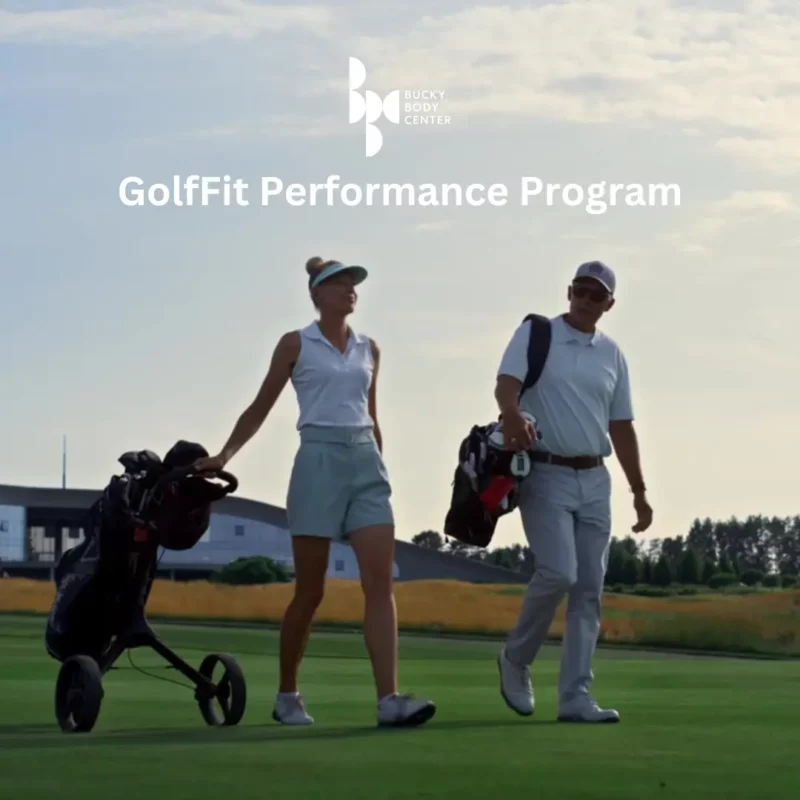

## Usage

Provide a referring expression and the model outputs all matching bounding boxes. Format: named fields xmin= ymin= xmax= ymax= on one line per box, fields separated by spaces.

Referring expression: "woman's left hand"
xmin=193 ymin=453 xmax=227 ymax=473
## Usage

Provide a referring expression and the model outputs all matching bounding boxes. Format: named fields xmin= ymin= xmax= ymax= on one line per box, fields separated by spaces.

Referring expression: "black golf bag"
xmin=443 ymin=313 xmax=552 ymax=549
xmin=45 ymin=440 xmax=235 ymax=664
xmin=443 ymin=423 xmax=532 ymax=548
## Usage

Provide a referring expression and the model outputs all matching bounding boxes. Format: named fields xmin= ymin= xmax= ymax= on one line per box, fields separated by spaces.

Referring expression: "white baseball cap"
xmin=574 ymin=260 xmax=615 ymax=294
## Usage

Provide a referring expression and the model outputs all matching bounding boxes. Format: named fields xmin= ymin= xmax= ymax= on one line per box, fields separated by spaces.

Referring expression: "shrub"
xmin=629 ymin=585 xmax=672 ymax=597
xmin=215 ymin=556 xmax=290 ymax=585
xmin=762 ymin=574 xmax=780 ymax=588
xmin=719 ymin=585 xmax=763 ymax=595
xmin=740 ymin=569 xmax=764 ymax=587
xmin=708 ymin=572 xmax=738 ymax=589
xmin=781 ymin=574 xmax=797 ymax=588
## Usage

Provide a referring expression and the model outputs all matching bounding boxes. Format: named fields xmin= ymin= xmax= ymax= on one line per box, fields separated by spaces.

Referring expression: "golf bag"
xmin=443 ymin=314 xmax=551 ymax=548
xmin=45 ymin=440 xmax=234 ymax=664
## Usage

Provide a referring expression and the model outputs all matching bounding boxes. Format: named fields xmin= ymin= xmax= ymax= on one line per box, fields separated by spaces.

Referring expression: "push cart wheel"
xmin=196 ymin=653 xmax=246 ymax=726
xmin=55 ymin=655 xmax=104 ymax=733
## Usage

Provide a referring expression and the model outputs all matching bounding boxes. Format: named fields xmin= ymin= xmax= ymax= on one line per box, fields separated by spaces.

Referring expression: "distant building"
xmin=0 ymin=484 xmax=527 ymax=584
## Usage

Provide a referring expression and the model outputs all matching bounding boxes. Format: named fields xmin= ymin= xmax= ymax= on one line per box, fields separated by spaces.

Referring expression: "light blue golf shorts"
xmin=286 ymin=425 xmax=394 ymax=540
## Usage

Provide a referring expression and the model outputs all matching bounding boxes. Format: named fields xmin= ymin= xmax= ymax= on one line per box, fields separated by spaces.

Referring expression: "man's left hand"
xmin=631 ymin=492 xmax=653 ymax=533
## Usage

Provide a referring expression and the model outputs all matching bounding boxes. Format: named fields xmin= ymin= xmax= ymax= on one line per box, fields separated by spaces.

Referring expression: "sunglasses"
xmin=571 ymin=283 xmax=610 ymax=303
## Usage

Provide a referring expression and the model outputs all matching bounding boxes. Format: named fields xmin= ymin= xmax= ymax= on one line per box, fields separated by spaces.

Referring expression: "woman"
xmin=193 ymin=257 xmax=436 ymax=728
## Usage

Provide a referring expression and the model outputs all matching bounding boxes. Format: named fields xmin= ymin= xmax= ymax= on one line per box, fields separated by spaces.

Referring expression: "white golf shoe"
xmin=558 ymin=695 xmax=620 ymax=723
xmin=497 ymin=646 xmax=534 ymax=716
xmin=377 ymin=693 xmax=436 ymax=727
xmin=272 ymin=691 xmax=314 ymax=725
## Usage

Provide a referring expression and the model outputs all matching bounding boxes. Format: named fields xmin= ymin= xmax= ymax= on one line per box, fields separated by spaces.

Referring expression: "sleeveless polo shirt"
xmin=291 ymin=322 xmax=375 ymax=430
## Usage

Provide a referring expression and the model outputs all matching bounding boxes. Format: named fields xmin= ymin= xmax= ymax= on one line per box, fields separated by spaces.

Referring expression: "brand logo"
xmin=348 ymin=57 xmax=400 ymax=157
xmin=347 ymin=57 xmax=451 ymax=157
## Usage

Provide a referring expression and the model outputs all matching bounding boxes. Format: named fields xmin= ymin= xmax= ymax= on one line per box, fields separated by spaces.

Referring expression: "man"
xmin=493 ymin=260 xmax=652 ymax=723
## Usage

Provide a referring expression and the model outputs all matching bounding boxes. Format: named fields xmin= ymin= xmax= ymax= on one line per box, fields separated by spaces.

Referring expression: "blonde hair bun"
xmin=305 ymin=256 xmax=326 ymax=276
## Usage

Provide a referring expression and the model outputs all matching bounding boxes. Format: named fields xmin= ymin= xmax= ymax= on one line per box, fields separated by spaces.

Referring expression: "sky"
xmin=1 ymin=0 xmax=799 ymax=551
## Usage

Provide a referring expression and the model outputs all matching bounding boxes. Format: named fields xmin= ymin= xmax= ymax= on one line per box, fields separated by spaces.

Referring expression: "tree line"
xmin=411 ymin=514 xmax=800 ymax=588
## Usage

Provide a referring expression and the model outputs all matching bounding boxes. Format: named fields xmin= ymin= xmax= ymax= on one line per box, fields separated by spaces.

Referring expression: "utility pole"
xmin=62 ymin=435 xmax=67 ymax=489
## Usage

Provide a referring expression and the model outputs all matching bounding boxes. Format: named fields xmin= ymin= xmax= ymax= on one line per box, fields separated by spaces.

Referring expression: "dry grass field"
xmin=1 ymin=577 xmax=798 ymax=656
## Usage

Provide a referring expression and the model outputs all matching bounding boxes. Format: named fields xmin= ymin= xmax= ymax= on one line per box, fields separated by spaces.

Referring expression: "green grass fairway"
xmin=1 ymin=615 xmax=798 ymax=799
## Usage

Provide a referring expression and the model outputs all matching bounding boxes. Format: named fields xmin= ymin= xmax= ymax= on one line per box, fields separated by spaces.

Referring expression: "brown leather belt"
xmin=530 ymin=452 xmax=604 ymax=470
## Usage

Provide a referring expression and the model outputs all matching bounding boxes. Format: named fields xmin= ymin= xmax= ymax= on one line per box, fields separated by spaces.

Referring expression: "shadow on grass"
xmin=0 ymin=718 xmax=558 ymax=751
xmin=0 ymin=723 xmax=58 ymax=734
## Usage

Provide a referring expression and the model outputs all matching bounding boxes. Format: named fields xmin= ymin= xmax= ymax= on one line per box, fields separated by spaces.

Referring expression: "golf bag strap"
xmin=519 ymin=313 xmax=551 ymax=399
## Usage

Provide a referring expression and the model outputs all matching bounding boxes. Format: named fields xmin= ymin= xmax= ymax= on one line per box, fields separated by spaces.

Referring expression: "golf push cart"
xmin=45 ymin=441 xmax=247 ymax=733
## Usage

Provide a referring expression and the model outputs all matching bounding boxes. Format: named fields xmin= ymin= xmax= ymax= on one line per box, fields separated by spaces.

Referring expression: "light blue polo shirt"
xmin=497 ymin=314 xmax=633 ymax=458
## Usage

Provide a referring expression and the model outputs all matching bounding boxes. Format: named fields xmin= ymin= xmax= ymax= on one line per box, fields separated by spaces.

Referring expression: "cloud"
xmin=711 ymin=190 xmax=800 ymax=215
xmin=414 ymin=220 xmax=453 ymax=232
xmin=659 ymin=189 xmax=800 ymax=252
xmin=715 ymin=136 xmax=800 ymax=176
xmin=338 ymin=0 xmax=800 ymax=173
xmin=656 ymin=232 xmax=710 ymax=255
xmin=126 ymin=113 xmax=343 ymax=146
xmin=0 ymin=1 xmax=332 ymax=43
xmin=6 ymin=1 xmax=800 ymax=179
xmin=559 ymin=232 xmax=599 ymax=242
xmin=224 ymin=113 xmax=342 ymax=139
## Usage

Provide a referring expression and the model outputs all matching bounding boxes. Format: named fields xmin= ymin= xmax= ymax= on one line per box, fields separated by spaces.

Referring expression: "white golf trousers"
xmin=505 ymin=461 xmax=612 ymax=702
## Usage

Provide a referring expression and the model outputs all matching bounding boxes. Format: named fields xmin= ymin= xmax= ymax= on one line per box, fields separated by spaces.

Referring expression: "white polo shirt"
xmin=497 ymin=314 xmax=633 ymax=458
xmin=291 ymin=322 xmax=375 ymax=429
